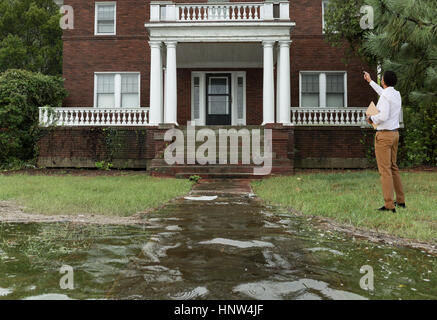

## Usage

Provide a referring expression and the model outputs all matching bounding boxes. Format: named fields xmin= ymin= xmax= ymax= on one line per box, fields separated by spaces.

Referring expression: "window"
xmin=95 ymin=2 xmax=116 ymax=35
xmin=326 ymin=73 xmax=344 ymax=108
xmin=322 ymin=0 xmax=329 ymax=33
xmin=301 ymin=74 xmax=320 ymax=108
xmin=300 ymin=72 xmax=347 ymax=108
xmin=96 ymin=74 xmax=115 ymax=108
xmin=121 ymin=74 xmax=139 ymax=108
xmin=95 ymin=73 xmax=140 ymax=108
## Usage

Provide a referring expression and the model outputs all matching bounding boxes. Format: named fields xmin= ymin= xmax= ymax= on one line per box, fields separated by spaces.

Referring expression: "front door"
xmin=206 ymin=74 xmax=232 ymax=125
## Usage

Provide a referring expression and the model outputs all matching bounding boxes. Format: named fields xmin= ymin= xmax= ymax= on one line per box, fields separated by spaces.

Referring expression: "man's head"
xmin=382 ymin=71 xmax=397 ymax=88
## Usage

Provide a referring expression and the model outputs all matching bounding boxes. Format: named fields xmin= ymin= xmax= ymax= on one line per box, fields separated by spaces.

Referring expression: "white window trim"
xmin=299 ymin=71 xmax=348 ymax=108
xmin=322 ymin=0 xmax=329 ymax=34
xmin=94 ymin=72 xmax=141 ymax=108
xmin=95 ymin=2 xmax=117 ymax=36
xmin=191 ymin=71 xmax=246 ymax=126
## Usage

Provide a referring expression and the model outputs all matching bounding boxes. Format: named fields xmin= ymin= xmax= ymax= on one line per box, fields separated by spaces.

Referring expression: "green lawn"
xmin=0 ymin=174 xmax=193 ymax=216
xmin=252 ymin=171 xmax=437 ymax=243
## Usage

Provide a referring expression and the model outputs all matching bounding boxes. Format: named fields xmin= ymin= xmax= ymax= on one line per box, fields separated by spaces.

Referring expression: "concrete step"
xmin=148 ymin=162 xmax=294 ymax=178
xmin=174 ymin=172 xmax=265 ymax=180
xmin=149 ymin=158 xmax=292 ymax=167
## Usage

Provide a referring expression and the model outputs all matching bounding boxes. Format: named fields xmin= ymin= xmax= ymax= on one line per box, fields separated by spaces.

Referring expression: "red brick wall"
xmin=290 ymin=38 xmax=377 ymax=108
xmin=37 ymin=126 xmax=373 ymax=169
xmin=289 ymin=0 xmax=377 ymax=107
xmin=62 ymin=0 xmax=149 ymax=107
xmin=294 ymin=127 xmax=374 ymax=163
xmin=37 ymin=127 xmax=155 ymax=168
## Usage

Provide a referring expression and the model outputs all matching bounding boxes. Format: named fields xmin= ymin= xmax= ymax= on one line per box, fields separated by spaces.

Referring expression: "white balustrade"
xmin=150 ymin=2 xmax=291 ymax=22
xmin=39 ymin=107 xmax=151 ymax=127
xmin=290 ymin=108 xmax=369 ymax=127
xmin=177 ymin=3 xmax=262 ymax=21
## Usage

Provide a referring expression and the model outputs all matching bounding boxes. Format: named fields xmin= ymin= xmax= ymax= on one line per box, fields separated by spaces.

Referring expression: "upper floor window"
xmin=322 ymin=0 xmax=329 ymax=33
xmin=300 ymin=72 xmax=347 ymax=108
xmin=95 ymin=2 xmax=116 ymax=35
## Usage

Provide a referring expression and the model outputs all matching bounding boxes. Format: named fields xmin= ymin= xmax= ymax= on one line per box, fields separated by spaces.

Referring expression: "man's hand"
xmin=366 ymin=116 xmax=373 ymax=124
xmin=363 ymin=71 xmax=372 ymax=83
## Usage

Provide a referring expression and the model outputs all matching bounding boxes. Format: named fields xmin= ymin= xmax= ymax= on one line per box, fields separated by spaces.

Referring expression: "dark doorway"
xmin=205 ymin=73 xmax=232 ymax=125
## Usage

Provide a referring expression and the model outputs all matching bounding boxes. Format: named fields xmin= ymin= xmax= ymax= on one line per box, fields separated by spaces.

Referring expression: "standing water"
xmin=0 ymin=180 xmax=435 ymax=300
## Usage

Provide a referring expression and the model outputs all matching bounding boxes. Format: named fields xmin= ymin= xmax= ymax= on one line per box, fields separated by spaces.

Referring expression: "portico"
xmin=145 ymin=1 xmax=295 ymax=126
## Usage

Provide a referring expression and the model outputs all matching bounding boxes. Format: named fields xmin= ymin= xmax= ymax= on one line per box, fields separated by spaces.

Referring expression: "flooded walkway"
xmin=0 ymin=180 xmax=436 ymax=300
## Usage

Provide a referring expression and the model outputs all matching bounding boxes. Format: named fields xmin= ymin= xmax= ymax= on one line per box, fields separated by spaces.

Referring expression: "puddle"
xmin=0 ymin=181 xmax=436 ymax=300
xmin=184 ymin=196 xmax=218 ymax=201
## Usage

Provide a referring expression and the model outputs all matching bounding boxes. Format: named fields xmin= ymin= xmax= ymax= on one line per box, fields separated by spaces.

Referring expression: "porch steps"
xmin=148 ymin=125 xmax=294 ymax=178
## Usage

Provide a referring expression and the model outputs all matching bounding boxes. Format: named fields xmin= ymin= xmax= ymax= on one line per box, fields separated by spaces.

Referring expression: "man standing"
xmin=364 ymin=71 xmax=405 ymax=213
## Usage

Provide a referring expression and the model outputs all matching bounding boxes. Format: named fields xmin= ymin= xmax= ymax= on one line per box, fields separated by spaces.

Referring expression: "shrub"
xmin=398 ymin=104 xmax=437 ymax=167
xmin=0 ymin=69 xmax=67 ymax=166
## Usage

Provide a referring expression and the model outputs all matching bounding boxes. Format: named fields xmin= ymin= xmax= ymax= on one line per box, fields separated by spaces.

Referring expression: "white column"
xmin=320 ymin=73 xmax=327 ymax=108
xmin=262 ymin=41 xmax=275 ymax=125
xmin=149 ymin=41 xmax=163 ymax=125
xmin=276 ymin=44 xmax=281 ymax=123
xmin=164 ymin=41 xmax=178 ymax=125
xmin=278 ymin=40 xmax=291 ymax=124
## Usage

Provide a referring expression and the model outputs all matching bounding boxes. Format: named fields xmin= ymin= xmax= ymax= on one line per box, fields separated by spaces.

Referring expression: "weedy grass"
xmin=0 ymin=174 xmax=193 ymax=216
xmin=252 ymin=171 xmax=437 ymax=243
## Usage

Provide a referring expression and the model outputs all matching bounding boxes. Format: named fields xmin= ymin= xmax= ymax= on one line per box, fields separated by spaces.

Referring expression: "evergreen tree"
xmin=364 ymin=0 xmax=437 ymax=105
xmin=325 ymin=0 xmax=437 ymax=165
xmin=0 ymin=0 xmax=63 ymax=75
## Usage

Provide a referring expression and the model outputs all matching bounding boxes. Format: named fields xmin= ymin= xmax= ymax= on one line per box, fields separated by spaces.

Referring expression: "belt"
xmin=377 ymin=129 xmax=398 ymax=132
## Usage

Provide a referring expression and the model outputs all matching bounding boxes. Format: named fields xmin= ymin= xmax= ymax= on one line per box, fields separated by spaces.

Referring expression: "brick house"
xmin=39 ymin=0 xmax=383 ymax=176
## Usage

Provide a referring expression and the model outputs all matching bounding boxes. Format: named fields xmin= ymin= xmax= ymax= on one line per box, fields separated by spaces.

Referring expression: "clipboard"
xmin=366 ymin=101 xmax=379 ymax=130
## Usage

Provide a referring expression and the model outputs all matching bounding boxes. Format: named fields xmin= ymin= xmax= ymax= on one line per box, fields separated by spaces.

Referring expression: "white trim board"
xmin=145 ymin=22 xmax=295 ymax=42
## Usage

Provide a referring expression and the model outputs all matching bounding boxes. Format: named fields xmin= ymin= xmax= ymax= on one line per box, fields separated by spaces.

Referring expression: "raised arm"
xmin=370 ymin=80 xmax=384 ymax=96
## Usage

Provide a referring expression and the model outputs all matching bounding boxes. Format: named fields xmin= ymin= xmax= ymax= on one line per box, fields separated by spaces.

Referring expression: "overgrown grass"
xmin=0 ymin=174 xmax=193 ymax=216
xmin=252 ymin=171 xmax=437 ymax=243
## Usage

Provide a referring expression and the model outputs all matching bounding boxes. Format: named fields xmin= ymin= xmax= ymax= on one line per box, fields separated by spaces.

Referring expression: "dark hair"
xmin=383 ymin=71 xmax=397 ymax=87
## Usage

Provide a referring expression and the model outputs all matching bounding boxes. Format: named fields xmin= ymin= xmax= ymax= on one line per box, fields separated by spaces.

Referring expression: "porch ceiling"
xmin=177 ymin=42 xmax=264 ymax=68
xmin=145 ymin=22 xmax=295 ymax=42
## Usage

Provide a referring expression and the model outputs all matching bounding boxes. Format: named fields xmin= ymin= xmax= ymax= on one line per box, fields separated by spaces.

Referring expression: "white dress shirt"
xmin=369 ymin=81 xmax=402 ymax=131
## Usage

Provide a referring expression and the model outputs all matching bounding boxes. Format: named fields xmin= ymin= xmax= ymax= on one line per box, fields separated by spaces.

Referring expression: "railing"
xmin=290 ymin=107 xmax=368 ymax=126
xmin=177 ymin=4 xmax=262 ymax=21
xmin=39 ymin=107 xmax=150 ymax=127
xmin=150 ymin=1 xmax=290 ymax=22
xmin=40 ymin=107 xmax=403 ymax=127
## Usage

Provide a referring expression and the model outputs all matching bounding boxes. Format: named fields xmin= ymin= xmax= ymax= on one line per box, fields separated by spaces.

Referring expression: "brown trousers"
xmin=375 ymin=131 xmax=405 ymax=209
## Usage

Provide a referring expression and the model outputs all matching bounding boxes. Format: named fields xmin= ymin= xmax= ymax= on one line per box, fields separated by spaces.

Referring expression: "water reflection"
xmin=0 ymin=187 xmax=436 ymax=300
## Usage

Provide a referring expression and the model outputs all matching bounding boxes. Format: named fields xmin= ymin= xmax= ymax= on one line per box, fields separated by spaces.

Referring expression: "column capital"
xmin=278 ymin=40 xmax=292 ymax=47
xmin=262 ymin=40 xmax=275 ymax=48
xmin=165 ymin=41 xmax=178 ymax=48
xmin=149 ymin=41 xmax=162 ymax=48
